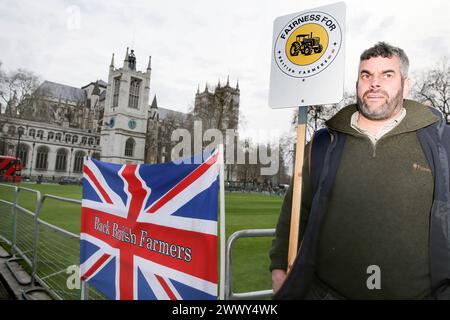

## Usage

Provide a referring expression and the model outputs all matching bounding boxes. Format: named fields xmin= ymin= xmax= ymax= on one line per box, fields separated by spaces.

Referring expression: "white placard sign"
xmin=269 ymin=2 xmax=346 ymax=108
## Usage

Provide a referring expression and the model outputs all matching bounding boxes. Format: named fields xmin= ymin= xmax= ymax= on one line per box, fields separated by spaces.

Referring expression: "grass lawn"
xmin=0 ymin=183 xmax=284 ymax=297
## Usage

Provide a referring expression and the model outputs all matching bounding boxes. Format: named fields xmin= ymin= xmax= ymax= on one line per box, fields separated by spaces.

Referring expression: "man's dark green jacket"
xmin=271 ymin=100 xmax=450 ymax=299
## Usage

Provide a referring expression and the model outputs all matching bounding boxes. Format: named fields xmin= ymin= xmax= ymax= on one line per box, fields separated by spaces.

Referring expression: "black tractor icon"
xmin=290 ymin=32 xmax=323 ymax=56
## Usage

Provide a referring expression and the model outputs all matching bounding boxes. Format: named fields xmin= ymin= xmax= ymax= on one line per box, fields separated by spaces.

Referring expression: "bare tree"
xmin=279 ymin=91 xmax=357 ymax=181
xmin=0 ymin=62 xmax=41 ymax=116
xmin=278 ymin=132 xmax=296 ymax=181
xmin=412 ymin=57 xmax=449 ymax=123
xmin=291 ymin=91 xmax=356 ymax=141
xmin=0 ymin=62 xmax=42 ymax=155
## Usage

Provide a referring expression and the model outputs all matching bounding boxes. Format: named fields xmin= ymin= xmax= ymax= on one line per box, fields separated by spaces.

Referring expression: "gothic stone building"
xmin=0 ymin=49 xmax=240 ymax=181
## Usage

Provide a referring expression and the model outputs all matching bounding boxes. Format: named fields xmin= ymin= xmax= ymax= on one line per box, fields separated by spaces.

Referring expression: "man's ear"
xmin=403 ymin=78 xmax=412 ymax=98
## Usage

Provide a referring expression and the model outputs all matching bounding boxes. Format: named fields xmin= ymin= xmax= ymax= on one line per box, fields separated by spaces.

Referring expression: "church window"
xmin=7 ymin=126 xmax=16 ymax=135
xmin=81 ymin=137 xmax=87 ymax=145
xmin=65 ymin=134 xmax=72 ymax=143
xmin=17 ymin=144 xmax=28 ymax=168
xmin=37 ymin=130 xmax=44 ymax=140
xmin=35 ymin=146 xmax=49 ymax=170
xmin=29 ymin=129 xmax=35 ymax=138
xmin=0 ymin=140 xmax=5 ymax=155
xmin=72 ymin=136 xmax=78 ymax=143
xmin=73 ymin=151 xmax=85 ymax=173
xmin=48 ymin=132 xmax=54 ymax=140
xmin=125 ymin=138 xmax=135 ymax=157
xmin=55 ymin=148 xmax=67 ymax=172
xmin=128 ymin=78 xmax=141 ymax=109
xmin=88 ymin=138 xmax=93 ymax=146
xmin=113 ymin=77 xmax=121 ymax=108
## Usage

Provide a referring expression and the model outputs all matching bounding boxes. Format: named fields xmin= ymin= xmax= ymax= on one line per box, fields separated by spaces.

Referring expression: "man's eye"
xmin=361 ymin=74 xmax=370 ymax=79
xmin=384 ymin=73 xmax=393 ymax=78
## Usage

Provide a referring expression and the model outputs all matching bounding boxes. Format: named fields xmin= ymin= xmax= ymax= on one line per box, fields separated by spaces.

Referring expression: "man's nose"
xmin=369 ymin=76 xmax=381 ymax=89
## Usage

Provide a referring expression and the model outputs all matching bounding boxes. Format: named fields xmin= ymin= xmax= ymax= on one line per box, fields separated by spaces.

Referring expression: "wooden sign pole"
xmin=287 ymin=106 xmax=308 ymax=273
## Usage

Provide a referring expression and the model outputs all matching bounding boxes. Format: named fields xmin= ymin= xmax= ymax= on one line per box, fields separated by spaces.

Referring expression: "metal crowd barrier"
xmin=1 ymin=185 xmax=41 ymax=287
xmin=0 ymin=184 xmax=105 ymax=300
xmin=26 ymin=194 xmax=82 ymax=300
xmin=225 ymin=228 xmax=275 ymax=300
xmin=0 ymin=199 xmax=13 ymax=258
xmin=26 ymin=193 xmax=104 ymax=300
xmin=0 ymin=183 xmax=276 ymax=300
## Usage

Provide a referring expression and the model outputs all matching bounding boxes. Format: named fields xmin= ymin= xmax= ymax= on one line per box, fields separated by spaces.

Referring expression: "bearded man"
xmin=270 ymin=42 xmax=450 ymax=299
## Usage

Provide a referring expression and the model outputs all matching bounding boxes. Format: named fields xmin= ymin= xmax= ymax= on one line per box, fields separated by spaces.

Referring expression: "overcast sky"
xmin=1 ymin=0 xmax=448 ymax=141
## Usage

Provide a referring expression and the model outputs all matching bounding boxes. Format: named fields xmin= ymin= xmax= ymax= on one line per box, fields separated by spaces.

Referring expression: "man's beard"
xmin=357 ymin=87 xmax=404 ymax=121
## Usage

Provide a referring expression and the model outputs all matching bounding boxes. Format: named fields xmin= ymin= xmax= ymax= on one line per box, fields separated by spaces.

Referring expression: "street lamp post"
xmin=13 ymin=128 xmax=23 ymax=183
xmin=29 ymin=142 xmax=35 ymax=177
xmin=68 ymin=147 xmax=73 ymax=177
xmin=15 ymin=128 xmax=23 ymax=159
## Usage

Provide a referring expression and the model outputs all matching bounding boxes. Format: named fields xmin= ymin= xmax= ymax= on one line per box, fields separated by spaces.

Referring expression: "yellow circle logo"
xmin=285 ymin=23 xmax=328 ymax=66
xmin=274 ymin=11 xmax=342 ymax=78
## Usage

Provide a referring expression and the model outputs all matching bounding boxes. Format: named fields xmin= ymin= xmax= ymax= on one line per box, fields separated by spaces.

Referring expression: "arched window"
xmin=72 ymin=135 xmax=78 ymax=144
xmin=8 ymin=126 xmax=16 ymax=135
xmin=88 ymin=138 xmax=94 ymax=146
xmin=0 ymin=140 xmax=5 ymax=155
xmin=65 ymin=134 xmax=72 ymax=143
xmin=55 ymin=133 xmax=62 ymax=141
xmin=29 ymin=128 xmax=35 ymax=138
xmin=73 ymin=151 xmax=85 ymax=173
xmin=17 ymin=144 xmax=29 ymax=168
xmin=55 ymin=148 xmax=68 ymax=171
xmin=35 ymin=146 xmax=49 ymax=170
xmin=128 ymin=78 xmax=141 ymax=109
xmin=47 ymin=132 xmax=54 ymax=140
xmin=125 ymin=138 xmax=135 ymax=157
xmin=113 ymin=76 xmax=121 ymax=108
xmin=7 ymin=144 xmax=14 ymax=156
xmin=37 ymin=130 xmax=44 ymax=140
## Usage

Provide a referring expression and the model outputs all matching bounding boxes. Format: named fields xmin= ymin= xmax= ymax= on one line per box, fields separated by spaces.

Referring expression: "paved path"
xmin=0 ymin=278 xmax=12 ymax=300
xmin=0 ymin=245 xmax=52 ymax=300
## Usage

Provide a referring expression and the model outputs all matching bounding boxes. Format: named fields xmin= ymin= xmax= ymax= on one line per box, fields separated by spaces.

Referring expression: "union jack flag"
xmin=80 ymin=150 xmax=219 ymax=300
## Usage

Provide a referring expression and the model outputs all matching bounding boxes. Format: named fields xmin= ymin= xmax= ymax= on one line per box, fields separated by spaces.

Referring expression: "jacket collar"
xmin=326 ymin=99 xmax=440 ymax=136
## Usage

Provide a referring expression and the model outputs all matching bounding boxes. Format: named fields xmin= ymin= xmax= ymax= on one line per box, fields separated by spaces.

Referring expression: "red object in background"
xmin=0 ymin=155 xmax=22 ymax=183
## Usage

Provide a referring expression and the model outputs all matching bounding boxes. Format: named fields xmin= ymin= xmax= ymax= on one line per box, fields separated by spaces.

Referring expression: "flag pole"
xmin=287 ymin=106 xmax=307 ymax=273
xmin=218 ymin=144 xmax=226 ymax=300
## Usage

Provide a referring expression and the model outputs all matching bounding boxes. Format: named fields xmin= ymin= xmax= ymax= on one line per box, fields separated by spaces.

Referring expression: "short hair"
xmin=360 ymin=42 xmax=409 ymax=78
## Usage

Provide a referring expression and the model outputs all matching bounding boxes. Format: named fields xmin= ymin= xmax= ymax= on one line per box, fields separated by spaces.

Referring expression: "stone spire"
xmin=150 ymin=95 xmax=158 ymax=109
xmin=124 ymin=47 xmax=129 ymax=62
xmin=147 ymin=56 xmax=152 ymax=71
xmin=110 ymin=53 xmax=114 ymax=69
xmin=123 ymin=47 xmax=129 ymax=69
